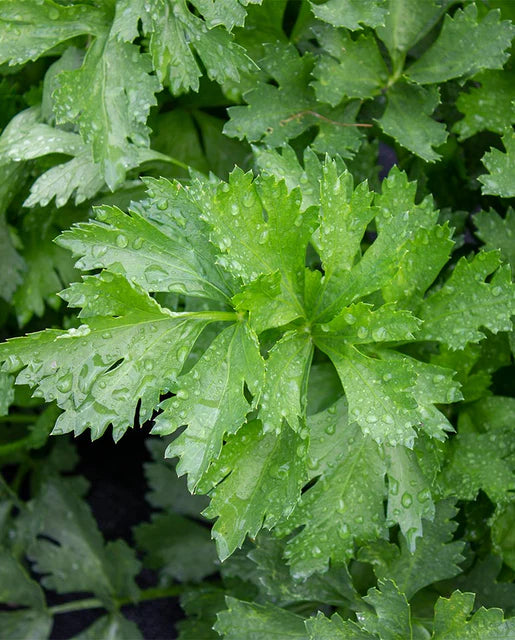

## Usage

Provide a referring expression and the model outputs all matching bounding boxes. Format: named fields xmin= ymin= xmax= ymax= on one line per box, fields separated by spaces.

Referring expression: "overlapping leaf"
xmin=0 ymin=158 xmax=512 ymax=561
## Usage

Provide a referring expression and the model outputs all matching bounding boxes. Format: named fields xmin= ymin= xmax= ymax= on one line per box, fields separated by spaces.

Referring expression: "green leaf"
xmin=259 ymin=331 xmax=313 ymax=434
xmin=278 ymin=416 xmax=386 ymax=578
xmin=214 ymin=596 xmax=307 ymax=640
xmin=225 ymin=43 xmax=364 ymax=157
xmin=0 ymin=0 xmax=108 ymax=66
xmin=0 ymin=107 xmax=166 ymax=208
xmin=134 ymin=513 xmax=217 ymax=582
xmin=28 ymin=477 xmax=140 ymax=608
xmin=378 ymin=82 xmax=447 ymax=162
xmin=475 ymin=208 xmax=515 ymax=275
xmin=376 ymin=0 xmax=453 ymax=59
xmin=457 ymin=395 xmax=515 ymax=434
xmin=0 ymin=273 xmax=213 ymax=441
xmin=440 ymin=403 xmax=515 ymax=504
xmin=0 ymin=212 xmax=24 ymax=303
xmin=317 ymin=160 xmax=375 ymax=279
xmin=407 ymin=5 xmax=515 ymax=84
xmin=113 ymin=0 xmax=255 ymax=94
xmin=432 ymin=591 xmax=515 ymax=639
xmin=479 ymin=130 xmax=515 ymax=198
xmin=360 ymin=580 xmax=412 ymax=640
xmin=417 ymin=251 xmax=515 ymax=350
xmin=306 ymin=611 xmax=373 ymax=639
xmin=71 ymin=614 xmax=143 ymax=640
xmin=232 ymin=272 xmax=301 ymax=334
xmin=13 ymin=227 xmax=78 ymax=326
xmin=360 ymin=500 xmax=465 ymax=600
xmin=0 ymin=550 xmax=46 ymax=609
xmin=177 ymin=586 xmax=226 ymax=640
xmin=143 ymin=439 xmax=209 ymax=517
xmin=199 ymin=420 xmax=307 ymax=560
xmin=312 ymin=27 xmax=388 ymax=105
xmin=492 ymin=504 xmax=515 ymax=572
xmin=245 ymin=534 xmax=356 ymax=607
xmin=454 ymin=70 xmax=515 ymax=140
xmin=254 ymin=145 xmax=323 ymax=211
xmin=154 ymin=322 xmax=264 ymax=489
xmin=311 ymin=0 xmax=387 ymax=30
xmin=203 ymin=170 xmax=317 ymax=312
xmin=384 ymin=444 xmax=435 ymax=550
xmin=314 ymin=166 xmax=447 ymax=321
xmin=0 ymin=610 xmax=52 ymax=640
xmin=313 ymin=343 xmax=455 ymax=446
xmin=0 ymin=372 xmax=14 ymax=417
xmin=452 ymin=554 xmax=515 ymax=613
xmin=54 ymin=35 xmax=160 ymax=189
xmin=58 ymin=180 xmax=234 ymax=303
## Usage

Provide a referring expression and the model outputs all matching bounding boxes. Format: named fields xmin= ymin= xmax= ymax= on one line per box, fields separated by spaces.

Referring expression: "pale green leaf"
xmin=57 ymin=179 xmax=234 ymax=303
xmin=154 ymin=323 xmax=264 ymax=489
xmin=199 ymin=420 xmax=307 ymax=560
xmin=203 ymin=170 xmax=317 ymax=313
xmin=360 ymin=580 xmax=412 ymax=640
xmin=318 ymin=160 xmax=375 ymax=278
xmin=254 ymin=145 xmax=323 ymax=211
xmin=417 ymin=251 xmax=515 ymax=350
xmin=0 ymin=273 xmax=212 ymax=441
xmin=279 ymin=419 xmax=385 ymax=578
xmin=0 ymin=0 xmax=108 ymax=66
xmin=232 ymin=272 xmax=301 ymax=334
xmin=260 ymin=331 xmax=313 ymax=434
xmin=306 ymin=611 xmax=373 ymax=639
xmin=384 ymin=444 xmax=435 ymax=550
xmin=313 ymin=344 xmax=419 ymax=446
xmin=314 ymin=167 xmax=444 ymax=321
xmin=54 ymin=36 xmax=160 ymax=189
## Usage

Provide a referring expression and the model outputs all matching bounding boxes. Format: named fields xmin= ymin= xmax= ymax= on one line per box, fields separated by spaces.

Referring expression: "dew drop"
xmin=116 ymin=234 xmax=128 ymax=248
xmin=401 ymin=492 xmax=413 ymax=508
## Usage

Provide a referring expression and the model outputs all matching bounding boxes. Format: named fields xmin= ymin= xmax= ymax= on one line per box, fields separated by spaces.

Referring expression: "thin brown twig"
xmin=280 ymin=110 xmax=373 ymax=128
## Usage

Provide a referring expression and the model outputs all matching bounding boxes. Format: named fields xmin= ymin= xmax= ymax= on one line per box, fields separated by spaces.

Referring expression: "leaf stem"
xmin=280 ymin=110 xmax=372 ymax=128
xmin=48 ymin=585 xmax=186 ymax=615
xmin=170 ymin=310 xmax=239 ymax=322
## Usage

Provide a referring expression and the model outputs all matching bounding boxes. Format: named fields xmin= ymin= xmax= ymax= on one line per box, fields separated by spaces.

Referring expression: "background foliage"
xmin=0 ymin=0 xmax=514 ymax=638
